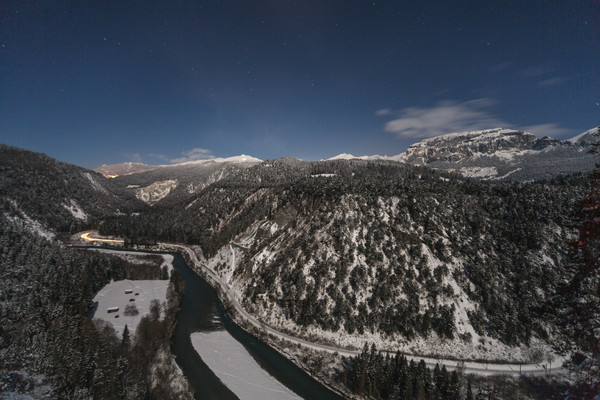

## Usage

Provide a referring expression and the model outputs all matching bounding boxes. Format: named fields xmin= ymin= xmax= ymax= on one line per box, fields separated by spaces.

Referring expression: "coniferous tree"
xmin=121 ymin=324 xmax=131 ymax=349
xmin=466 ymin=380 xmax=474 ymax=400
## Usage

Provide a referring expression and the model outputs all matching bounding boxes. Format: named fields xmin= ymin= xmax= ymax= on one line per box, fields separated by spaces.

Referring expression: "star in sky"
xmin=0 ymin=0 xmax=598 ymax=168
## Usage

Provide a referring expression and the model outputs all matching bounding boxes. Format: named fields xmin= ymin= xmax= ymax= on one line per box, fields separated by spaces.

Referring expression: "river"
xmin=170 ymin=252 xmax=344 ymax=400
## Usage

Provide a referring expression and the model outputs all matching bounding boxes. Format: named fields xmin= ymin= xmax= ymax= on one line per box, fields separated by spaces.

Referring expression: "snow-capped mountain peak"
xmin=396 ymin=127 xmax=597 ymax=180
xmin=327 ymin=153 xmax=357 ymax=160
xmin=163 ymin=154 xmax=262 ymax=167
xmin=326 ymin=153 xmax=391 ymax=161
xmin=567 ymin=127 xmax=598 ymax=144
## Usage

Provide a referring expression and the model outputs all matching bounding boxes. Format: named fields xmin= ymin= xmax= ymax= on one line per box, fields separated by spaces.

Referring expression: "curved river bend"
xmin=170 ymin=253 xmax=343 ymax=400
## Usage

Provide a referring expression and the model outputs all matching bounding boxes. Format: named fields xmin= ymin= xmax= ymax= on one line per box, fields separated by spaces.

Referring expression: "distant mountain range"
xmin=92 ymin=127 xmax=597 ymax=207
xmin=96 ymin=155 xmax=262 ymax=176
xmin=396 ymin=127 xmax=598 ymax=180
xmin=328 ymin=127 xmax=598 ymax=181
xmin=97 ymin=128 xmax=597 ymax=184
xmin=101 ymin=155 xmax=263 ymax=206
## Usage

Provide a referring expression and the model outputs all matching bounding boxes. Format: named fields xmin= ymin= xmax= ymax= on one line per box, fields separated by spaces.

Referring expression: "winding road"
xmin=79 ymin=231 xmax=566 ymax=377
xmin=80 ymin=230 xmax=124 ymax=243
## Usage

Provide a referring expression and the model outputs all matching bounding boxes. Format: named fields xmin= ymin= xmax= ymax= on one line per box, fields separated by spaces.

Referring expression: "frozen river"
xmin=170 ymin=252 xmax=342 ymax=400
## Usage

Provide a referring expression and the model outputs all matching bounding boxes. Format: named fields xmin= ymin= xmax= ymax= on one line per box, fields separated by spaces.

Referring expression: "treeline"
xmin=0 ymin=215 xmax=191 ymax=399
xmin=344 ymin=344 xmax=468 ymax=400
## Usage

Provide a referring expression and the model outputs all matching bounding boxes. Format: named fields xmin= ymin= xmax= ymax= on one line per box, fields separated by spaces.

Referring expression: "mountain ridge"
xmin=329 ymin=127 xmax=597 ymax=180
xmin=95 ymin=155 xmax=262 ymax=176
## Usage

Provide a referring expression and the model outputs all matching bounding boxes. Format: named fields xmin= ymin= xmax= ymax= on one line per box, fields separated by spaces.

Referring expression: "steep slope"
xmin=0 ymin=208 xmax=192 ymax=399
xmin=0 ymin=144 xmax=147 ymax=233
xmin=135 ymin=179 xmax=179 ymax=206
xmin=101 ymin=159 xmax=586 ymax=361
xmin=0 ymin=146 xmax=192 ymax=398
xmin=112 ymin=156 xmax=262 ymax=207
xmin=396 ymin=127 xmax=597 ymax=180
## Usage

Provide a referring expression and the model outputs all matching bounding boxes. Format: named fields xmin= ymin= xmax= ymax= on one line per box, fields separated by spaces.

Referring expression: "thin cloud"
xmin=375 ymin=108 xmax=392 ymax=116
xmin=521 ymin=123 xmax=573 ymax=138
xmin=382 ymin=99 xmax=509 ymax=139
xmin=538 ymin=76 xmax=570 ymax=88
xmin=129 ymin=152 xmax=142 ymax=163
xmin=519 ymin=65 xmax=554 ymax=78
xmin=490 ymin=61 xmax=514 ymax=72
xmin=169 ymin=147 xmax=215 ymax=164
xmin=149 ymin=153 xmax=169 ymax=162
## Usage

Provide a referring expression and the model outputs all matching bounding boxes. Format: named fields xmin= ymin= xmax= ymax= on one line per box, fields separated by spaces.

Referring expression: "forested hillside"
xmin=0 ymin=211 xmax=191 ymax=398
xmin=0 ymin=147 xmax=192 ymax=398
xmin=0 ymin=145 xmax=147 ymax=233
xmin=101 ymin=159 xmax=587 ymax=359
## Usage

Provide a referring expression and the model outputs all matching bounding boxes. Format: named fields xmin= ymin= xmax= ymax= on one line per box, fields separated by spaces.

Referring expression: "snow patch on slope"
xmin=4 ymin=199 xmax=56 ymax=241
xmin=136 ymin=180 xmax=178 ymax=205
xmin=458 ymin=166 xmax=498 ymax=179
xmin=63 ymin=199 xmax=88 ymax=221
xmin=83 ymin=172 xmax=109 ymax=195
xmin=567 ymin=127 xmax=597 ymax=144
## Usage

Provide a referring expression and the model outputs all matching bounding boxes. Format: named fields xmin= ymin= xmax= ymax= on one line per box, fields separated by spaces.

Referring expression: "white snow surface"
xmin=190 ymin=331 xmax=301 ymax=400
xmin=83 ymin=172 xmax=109 ymax=194
xmin=4 ymin=200 xmax=56 ymax=241
xmin=567 ymin=127 xmax=598 ymax=144
xmin=91 ymin=279 xmax=169 ymax=337
xmin=326 ymin=153 xmax=392 ymax=161
xmin=162 ymin=154 xmax=262 ymax=167
xmin=459 ymin=166 xmax=498 ymax=178
xmin=62 ymin=199 xmax=88 ymax=221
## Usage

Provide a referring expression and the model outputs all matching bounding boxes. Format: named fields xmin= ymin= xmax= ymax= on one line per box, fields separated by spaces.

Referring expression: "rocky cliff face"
xmin=397 ymin=128 xmax=597 ymax=180
xmin=399 ymin=128 xmax=536 ymax=164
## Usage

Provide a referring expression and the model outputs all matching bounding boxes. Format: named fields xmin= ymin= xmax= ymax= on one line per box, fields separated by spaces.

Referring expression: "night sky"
xmin=1 ymin=1 xmax=599 ymax=168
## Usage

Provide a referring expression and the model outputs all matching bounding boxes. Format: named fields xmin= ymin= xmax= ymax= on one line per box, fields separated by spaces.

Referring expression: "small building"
xmin=107 ymin=307 xmax=119 ymax=313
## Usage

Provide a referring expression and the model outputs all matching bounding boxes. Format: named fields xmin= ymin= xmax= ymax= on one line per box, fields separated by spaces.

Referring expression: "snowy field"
xmin=190 ymin=331 xmax=302 ymax=400
xmin=91 ymin=279 xmax=169 ymax=337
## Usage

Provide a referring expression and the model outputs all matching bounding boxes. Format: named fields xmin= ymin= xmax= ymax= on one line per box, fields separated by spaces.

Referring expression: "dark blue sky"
xmin=1 ymin=0 xmax=598 ymax=168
